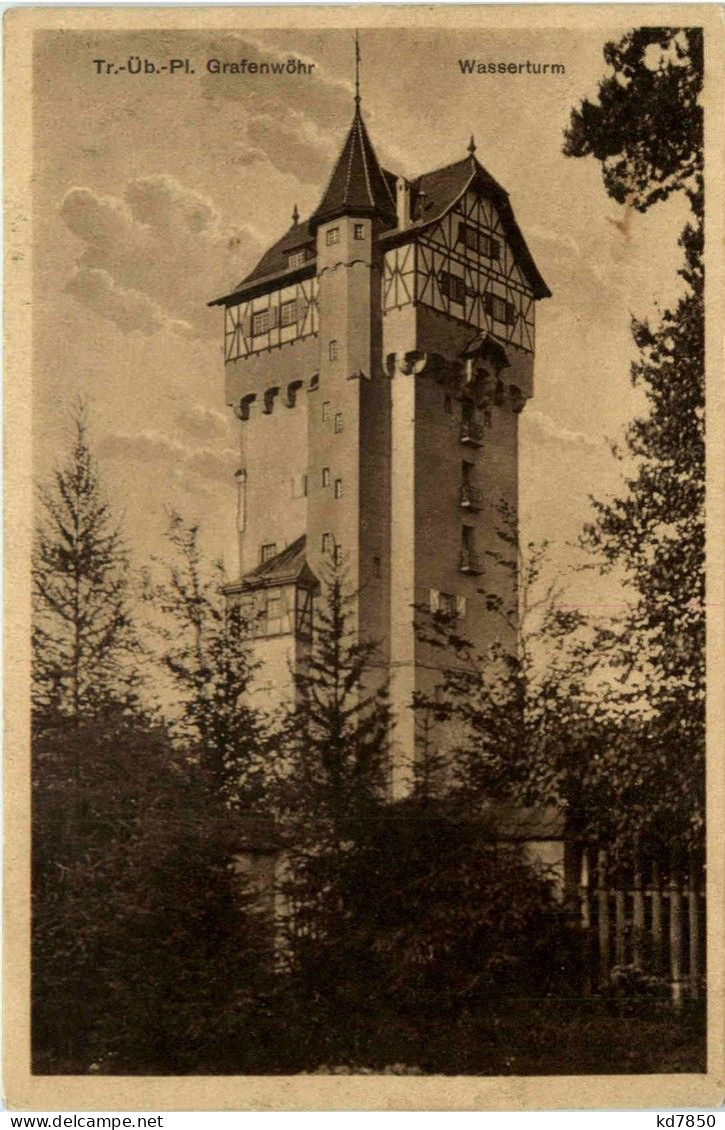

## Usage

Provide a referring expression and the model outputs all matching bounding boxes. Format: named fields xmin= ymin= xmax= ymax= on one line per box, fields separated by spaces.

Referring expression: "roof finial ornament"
xmin=354 ymin=29 xmax=361 ymax=107
xmin=292 ymin=202 xmax=299 ymax=226
xmin=468 ymin=134 xmax=477 ymax=156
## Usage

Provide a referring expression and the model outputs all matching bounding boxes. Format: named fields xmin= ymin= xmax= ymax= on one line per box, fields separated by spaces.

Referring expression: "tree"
xmin=271 ymin=562 xmax=392 ymax=965
xmin=276 ymin=561 xmax=391 ymax=846
xmin=32 ymin=716 xmax=273 ymax=1074
xmin=279 ymin=802 xmax=578 ymax=1071
xmin=142 ymin=513 xmax=269 ymax=805
xmin=32 ymin=403 xmax=140 ymax=726
xmin=563 ymin=27 xmax=705 ymax=850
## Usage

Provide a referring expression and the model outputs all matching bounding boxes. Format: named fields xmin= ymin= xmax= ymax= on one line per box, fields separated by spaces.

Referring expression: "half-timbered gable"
xmin=224 ymin=276 xmax=320 ymax=362
xmin=382 ymin=153 xmax=547 ymax=354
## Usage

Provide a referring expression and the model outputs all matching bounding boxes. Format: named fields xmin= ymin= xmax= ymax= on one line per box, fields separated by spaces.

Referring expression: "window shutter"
xmin=456 ymin=595 xmax=467 ymax=620
xmin=429 ymin=588 xmax=440 ymax=613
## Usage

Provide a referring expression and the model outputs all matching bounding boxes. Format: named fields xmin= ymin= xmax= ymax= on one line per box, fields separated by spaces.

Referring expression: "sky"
xmin=32 ymin=25 xmax=691 ymax=602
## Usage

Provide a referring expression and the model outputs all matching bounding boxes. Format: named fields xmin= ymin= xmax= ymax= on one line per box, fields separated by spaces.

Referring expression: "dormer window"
xmin=288 ymin=249 xmax=306 ymax=269
xmin=326 ymin=227 xmax=340 ymax=246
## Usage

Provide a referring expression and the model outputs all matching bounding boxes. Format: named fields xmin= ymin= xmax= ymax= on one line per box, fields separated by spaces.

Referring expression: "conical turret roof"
xmin=309 ymin=104 xmax=396 ymax=231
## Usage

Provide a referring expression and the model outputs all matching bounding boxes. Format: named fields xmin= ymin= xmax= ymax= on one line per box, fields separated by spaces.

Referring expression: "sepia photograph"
xmin=4 ymin=3 xmax=724 ymax=1110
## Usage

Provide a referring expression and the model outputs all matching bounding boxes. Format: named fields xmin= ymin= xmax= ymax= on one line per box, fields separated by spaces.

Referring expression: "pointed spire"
xmin=309 ymin=100 xmax=396 ymax=231
xmin=292 ymin=202 xmax=300 ymax=226
xmin=468 ymin=134 xmax=477 ymax=156
xmin=354 ymin=29 xmax=361 ymax=107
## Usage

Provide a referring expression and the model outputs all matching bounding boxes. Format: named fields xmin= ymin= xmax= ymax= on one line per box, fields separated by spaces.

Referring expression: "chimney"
xmin=396 ymin=176 xmax=410 ymax=230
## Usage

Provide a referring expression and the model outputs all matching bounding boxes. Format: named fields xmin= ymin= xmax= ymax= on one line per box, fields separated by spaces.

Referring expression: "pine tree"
xmin=143 ymin=512 xmax=269 ymax=805
xmin=276 ymin=561 xmax=390 ymax=846
xmin=32 ymin=403 xmax=139 ymax=725
xmin=563 ymin=27 xmax=705 ymax=849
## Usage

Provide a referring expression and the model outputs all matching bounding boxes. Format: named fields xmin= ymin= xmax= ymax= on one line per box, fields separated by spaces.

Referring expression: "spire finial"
xmin=354 ymin=29 xmax=361 ymax=107
xmin=292 ymin=202 xmax=299 ymax=226
xmin=468 ymin=134 xmax=477 ymax=156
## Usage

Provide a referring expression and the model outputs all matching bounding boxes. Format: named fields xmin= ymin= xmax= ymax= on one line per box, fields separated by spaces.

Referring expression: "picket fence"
xmin=576 ymin=847 xmax=706 ymax=1004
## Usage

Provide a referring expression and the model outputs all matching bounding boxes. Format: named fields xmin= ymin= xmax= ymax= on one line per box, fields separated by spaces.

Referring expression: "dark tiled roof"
xmin=309 ymin=105 xmax=397 ymax=231
xmin=218 ymin=219 xmax=316 ymax=303
xmin=390 ymin=154 xmax=550 ymax=300
xmin=209 ymin=140 xmax=550 ymax=306
xmin=223 ymin=534 xmax=317 ymax=593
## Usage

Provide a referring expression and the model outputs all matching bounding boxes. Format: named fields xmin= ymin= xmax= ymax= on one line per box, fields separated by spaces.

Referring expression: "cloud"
xmin=65 ymin=267 xmax=192 ymax=337
xmin=98 ymin=426 xmax=237 ymax=488
xmin=176 ymin=406 xmax=231 ymax=444
xmin=60 ymin=175 xmax=263 ymax=338
xmin=200 ymin=35 xmax=404 ymax=186
xmin=522 ymin=409 xmax=603 ymax=450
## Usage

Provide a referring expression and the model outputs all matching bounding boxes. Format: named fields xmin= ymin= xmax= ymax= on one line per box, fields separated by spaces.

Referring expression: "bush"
xmin=282 ymin=801 xmax=580 ymax=1067
xmin=32 ymin=715 xmax=274 ymax=1074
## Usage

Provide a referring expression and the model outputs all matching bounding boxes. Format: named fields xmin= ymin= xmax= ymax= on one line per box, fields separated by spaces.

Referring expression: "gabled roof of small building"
xmin=222 ymin=534 xmax=318 ymax=593
xmin=210 ymin=115 xmax=550 ymax=306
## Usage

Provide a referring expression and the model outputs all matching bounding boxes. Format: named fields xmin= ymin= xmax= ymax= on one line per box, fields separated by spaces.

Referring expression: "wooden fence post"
xmin=615 ymin=885 xmax=626 ymax=967
xmin=597 ymin=849 xmax=610 ymax=987
xmin=670 ymin=870 xmax=684 ymax=1008
xmin=652 ymin=861 xmax=664 ymax=976
xmin=688 ymin=855 xmax=701 ymax=1000
xmin=580 ymin=847 xmax=592 ymax=996
xmin=632 ymin=858 xmax=645 ymax=971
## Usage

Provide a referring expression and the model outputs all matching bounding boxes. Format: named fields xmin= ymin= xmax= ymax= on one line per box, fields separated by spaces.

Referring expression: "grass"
xmin=303 ymin=999 xmax=707 ymax=1076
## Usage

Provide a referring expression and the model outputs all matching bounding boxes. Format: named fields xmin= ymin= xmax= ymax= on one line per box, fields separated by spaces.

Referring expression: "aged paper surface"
xmin=4 ymin=2 xmax=724 ymax=1110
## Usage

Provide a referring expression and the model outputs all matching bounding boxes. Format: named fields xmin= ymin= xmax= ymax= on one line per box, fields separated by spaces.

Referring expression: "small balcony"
xmin=459 ymin=548 xmax=482 ymax=575
xmin=459 ymin=484 xmax=484 ymax=511
xmin=460 ymin=420 xmax=484 ymax=447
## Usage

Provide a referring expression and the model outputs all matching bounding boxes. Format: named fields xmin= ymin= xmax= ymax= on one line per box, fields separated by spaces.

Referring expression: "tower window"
xmin=290 ymin=473 xmax=307 ymax=499
xmin=438 ymin=270 xmax=466 ymax=305
xmin=287 ymin=250 xmax=306 ymax=269
xmin=334 ymin=412 xmax=343 ymax=433
xmin=333 ymin=543 xmax=343 ymax=566
xmin=484 ymin=292 xmax=515 ymax=325
xmin=329 ymin=340 xmax=339 ymax=361
xmin=280 ymin=299 xmax=298 ymax=327
xmin=266 ymin=593 xmax=282 ymax=620
xmin=326 ymin=227 xmax=340 ymax=246
xmin=354 ymin=223 xmax=365 ymax=240
xmin=458 ymin=222 xmax=500 ymax=261
xmin=322 ymin=401 xmax=330 ymax=421
xmin=322 ymin=467 xmax=330 ymax=487
xmin=439 ymin=592 xmax=457 ymax=617
xmin=322 ymin=532 xmax=333 ymax=554
xmin=251 ymin=309 xmax=272 ymax=336
xmin=334 ymin=478 xmax=343 ymax=499
xmin=444 ymin=394 xmax=453 ymax=414
xmin=260 ymin=542 xmax=277 ymax=563
xmin=459 ymin=526 xmax=480 ymax=574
